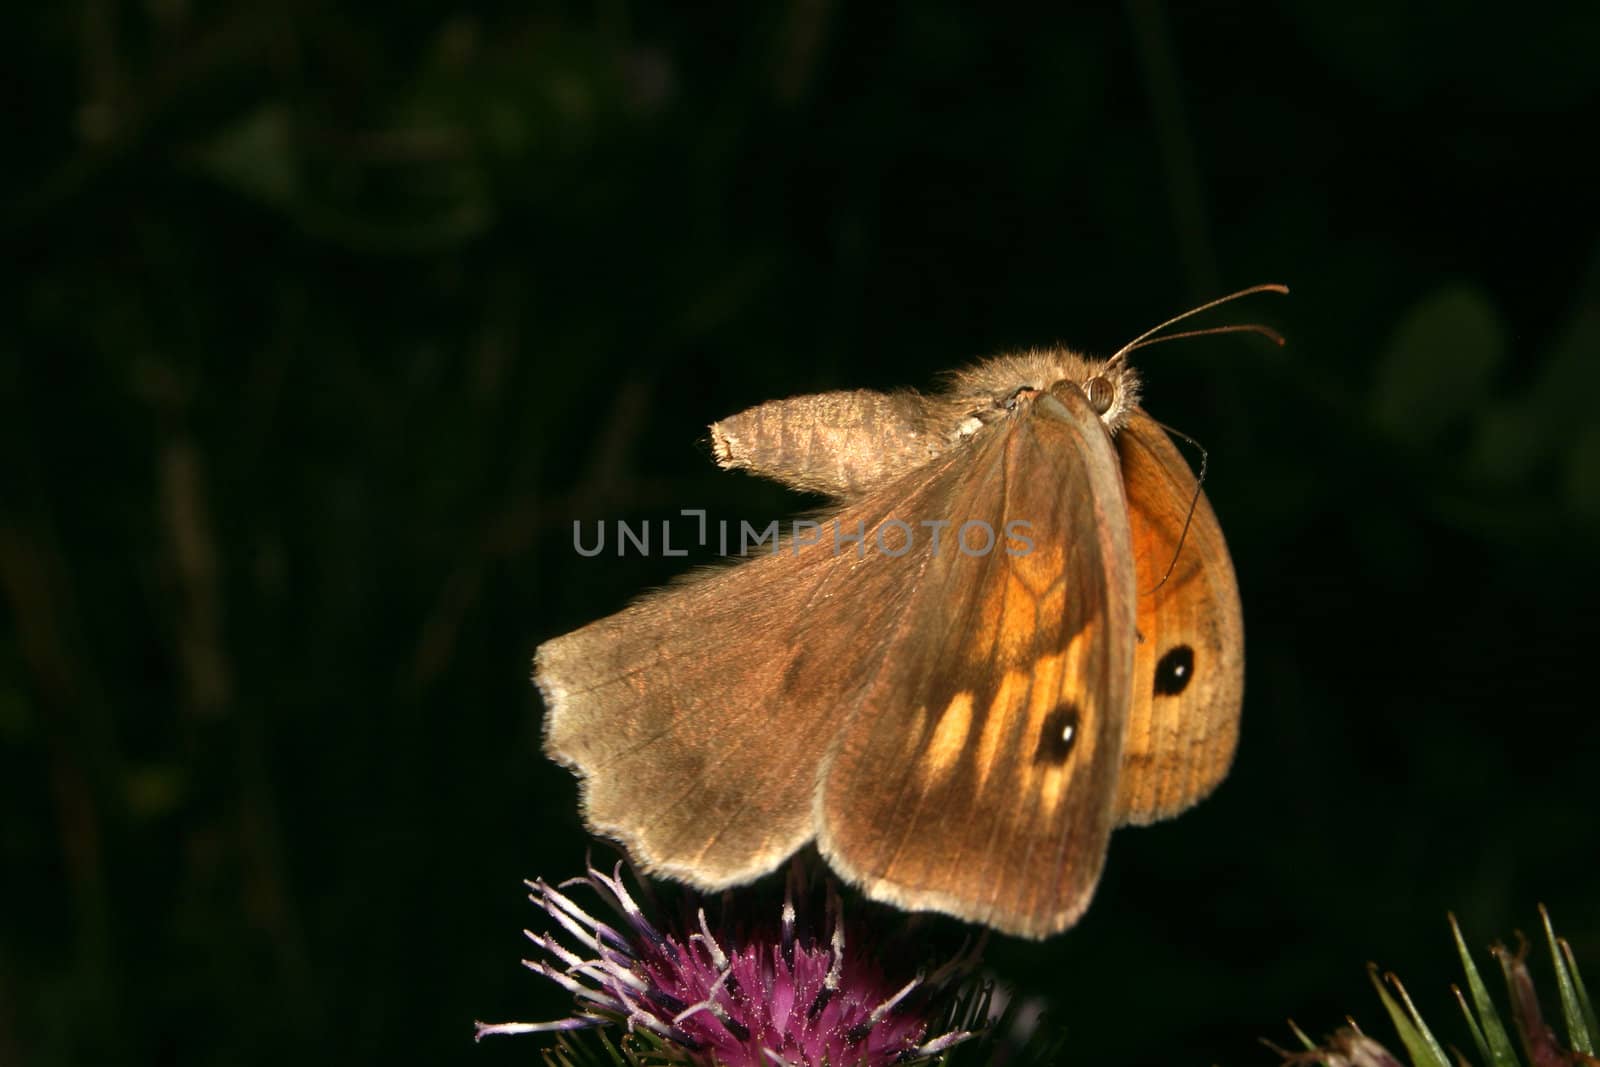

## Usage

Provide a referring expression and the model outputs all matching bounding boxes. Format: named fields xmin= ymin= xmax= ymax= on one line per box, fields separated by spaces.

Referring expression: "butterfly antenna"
xmin=1117 ymin=322 xmax=1285 ymax=357
xmin=1142 ymin=418 xmax=1209 ymax=597
xmin=1106 ymin=282 xmax=1288 ymax=369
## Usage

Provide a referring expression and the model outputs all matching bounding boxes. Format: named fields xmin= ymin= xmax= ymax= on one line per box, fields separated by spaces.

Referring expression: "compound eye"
xmin=1084 ymin=376 xmax=1115 ymax=415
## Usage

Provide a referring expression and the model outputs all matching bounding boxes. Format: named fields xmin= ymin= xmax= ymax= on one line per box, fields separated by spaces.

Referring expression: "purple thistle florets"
xmin=476 ymin=860 xmax=984 ymax=1067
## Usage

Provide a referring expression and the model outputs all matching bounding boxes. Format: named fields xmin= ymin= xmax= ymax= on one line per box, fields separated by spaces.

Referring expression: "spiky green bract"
xmin=1279 ymin=909 xmax=1596 ymax=1067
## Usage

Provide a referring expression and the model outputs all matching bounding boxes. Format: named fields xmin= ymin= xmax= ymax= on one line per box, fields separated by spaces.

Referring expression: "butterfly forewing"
xmin=816 ymin=384 xmax=1138 ymax=938
xmin=538 ymin=440 xmax=996 ymax=891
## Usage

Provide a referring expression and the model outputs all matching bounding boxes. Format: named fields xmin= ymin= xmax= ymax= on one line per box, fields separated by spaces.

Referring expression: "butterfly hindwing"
xmin=1112 ymin=412 xmax=1244 ymax=825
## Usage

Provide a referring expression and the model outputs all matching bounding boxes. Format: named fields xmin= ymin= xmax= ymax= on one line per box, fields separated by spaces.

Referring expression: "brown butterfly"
xmin=535 ymin=285 xmax=1284 ymax=939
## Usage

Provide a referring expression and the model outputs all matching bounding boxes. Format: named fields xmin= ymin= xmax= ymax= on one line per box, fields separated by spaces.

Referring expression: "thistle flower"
xmin=1278 ymin=907 xmax=1598 ymax=1067
xmin=476 ymin=859 xmax=987 ymax=1067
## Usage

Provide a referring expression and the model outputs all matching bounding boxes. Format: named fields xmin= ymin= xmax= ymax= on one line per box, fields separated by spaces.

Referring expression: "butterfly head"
xmin=940 ymin=349 xmax=1143 ymax=445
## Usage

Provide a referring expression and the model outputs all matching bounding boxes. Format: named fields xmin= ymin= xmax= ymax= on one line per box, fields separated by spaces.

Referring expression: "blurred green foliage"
xmin=2 ymin=3 xmax=1597 ymax=1065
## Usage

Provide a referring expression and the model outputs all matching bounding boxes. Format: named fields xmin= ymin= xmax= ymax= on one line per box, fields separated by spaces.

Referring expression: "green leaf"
xmin=194 ymin=104 xmax=299 ymax=209
xmin=1562 ymin=421 xmax=1600 ymax=525
xmin=1469 ymin=299 xmax=1600 ymax=485
xmin=1371 ymin=285 xmax=1506 ymax=449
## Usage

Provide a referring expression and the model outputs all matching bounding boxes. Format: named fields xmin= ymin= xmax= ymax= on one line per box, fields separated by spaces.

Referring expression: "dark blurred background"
xmin=4 ymin=3 xmax=1599 ymax=1065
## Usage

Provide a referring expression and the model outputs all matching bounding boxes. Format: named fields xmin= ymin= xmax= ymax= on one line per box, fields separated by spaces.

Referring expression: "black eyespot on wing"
xmin=1034 ymin=702 xmax=1080 ymax=764
xmin=1153 ymin=645 xmax=1194 ymax=696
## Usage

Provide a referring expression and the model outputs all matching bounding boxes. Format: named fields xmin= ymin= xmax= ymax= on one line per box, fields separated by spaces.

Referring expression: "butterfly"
xmin=534 ymin=284 xmax=1283 ymax=938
